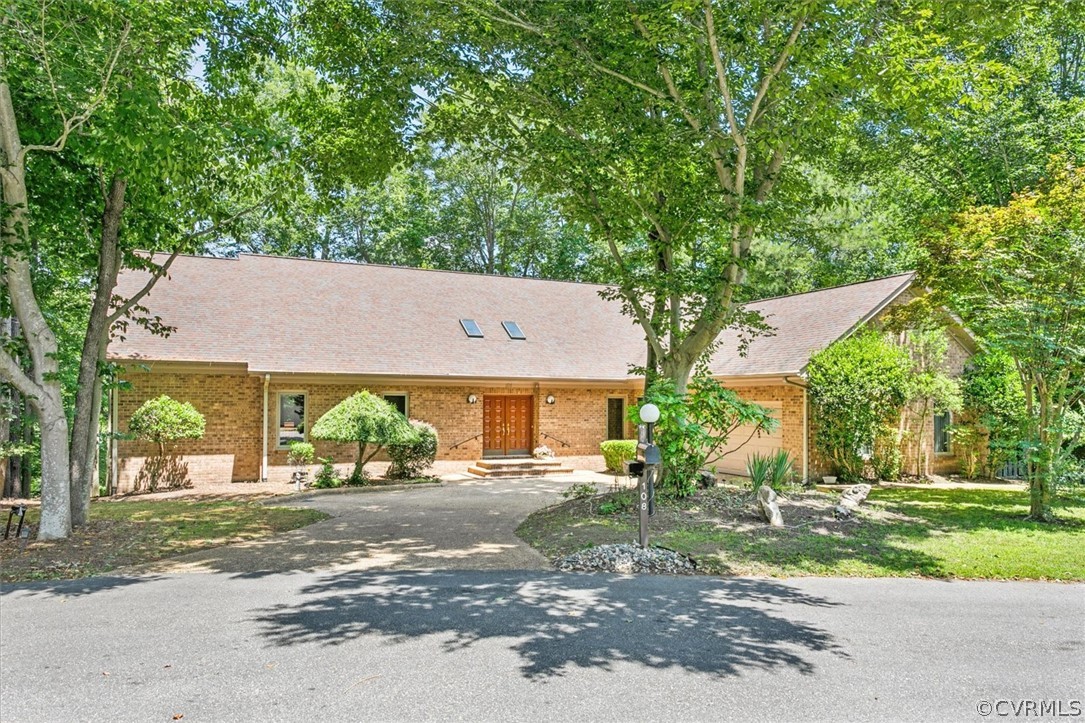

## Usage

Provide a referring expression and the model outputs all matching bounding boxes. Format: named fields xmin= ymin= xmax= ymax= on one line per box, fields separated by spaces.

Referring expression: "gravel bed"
xmin=555 ymin=543 xmax=696 ymax=575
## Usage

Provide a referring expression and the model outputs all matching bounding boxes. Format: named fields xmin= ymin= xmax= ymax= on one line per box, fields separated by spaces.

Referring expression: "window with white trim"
xmin=277 ymin=392 xmax=307 ymax=448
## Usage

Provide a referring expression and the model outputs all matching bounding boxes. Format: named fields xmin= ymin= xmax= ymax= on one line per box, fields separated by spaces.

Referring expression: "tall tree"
xmin=921 ymin=163 xmax=1085 ymax=520
xmin=219 ymin=138 xmax=606 ymax=282
xmin=408 ymin=0 xmax=1018 ymax=391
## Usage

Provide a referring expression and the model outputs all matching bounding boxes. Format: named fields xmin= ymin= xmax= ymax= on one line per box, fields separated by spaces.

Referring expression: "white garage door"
xmin=712 ymin=402 xmax=783 ymax=476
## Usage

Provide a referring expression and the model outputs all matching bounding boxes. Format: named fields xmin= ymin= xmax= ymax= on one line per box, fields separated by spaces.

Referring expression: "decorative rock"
xmin=839 ymin=483 xmax=872 ymax=510
xmin=698 ymin=469 xmax=717 ymax=489
xmin=757 ymin=485 xmax=784 ymax=527
xmin=554 ymin=543 xmax=696 ymax=575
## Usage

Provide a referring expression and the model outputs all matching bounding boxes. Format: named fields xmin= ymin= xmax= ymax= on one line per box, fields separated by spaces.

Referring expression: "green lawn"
xmin=1 ymin=499 xmax=327 ymax=583
xmin=518 ymin=486 xmax=1085 ymax=580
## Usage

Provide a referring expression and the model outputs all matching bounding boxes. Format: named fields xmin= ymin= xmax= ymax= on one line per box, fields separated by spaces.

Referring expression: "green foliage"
xmin=961 ymin=350 xmax=1028 ymax=476
xmin=597 ymin=490 xmax=634 ymax=516
xmin=948 ymin=424 xmax=985 ymax=479
xmin=560 ymin=483 xmax=599 ymax=501
xmin=128 ymin=396 xmax=205 ymax=450
xmin=636 ymin=377 xmax=777 ymax=497
xmin=746 ymin=454 xmax=772 ymax=493
xmin=808 ymin=331 xmax=914 ymax=482
xmin=417 ymin=0 xmax=1018 ymax=387
xmin=747 ymin=451 xmax=795 ymax=492
xmin=901 ymin=327 xmax=963 ymax=475
xmin=599 ymin=440 xmax=637 ymax=473
xmin=286 ymin=442 xmax=315 ymax=468
xmin=871 ymin=425 xmax=904 ymax=482
xmin=310 ymin=391 xmax=412 ymax=481
xmin=922 ymin=163 xmax=1085 ymax=519
xmin=311 ymin=457 xmax=341 ymax=489
xmin=386 ymin=420 xmax=438 ymax=480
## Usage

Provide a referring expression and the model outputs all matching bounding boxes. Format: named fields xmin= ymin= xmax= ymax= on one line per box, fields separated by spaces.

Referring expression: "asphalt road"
xmin=1 ymin=571 xmax=1082 ymax=722
xmin=2 ymin=480 xmax=1083 ymax=722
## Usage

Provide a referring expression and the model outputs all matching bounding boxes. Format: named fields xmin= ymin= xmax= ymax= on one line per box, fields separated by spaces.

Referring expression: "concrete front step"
xmin=474 ymin=458 xmax=563 ymax=470
xmin=467 ymin=463 xmax=574 ymax=478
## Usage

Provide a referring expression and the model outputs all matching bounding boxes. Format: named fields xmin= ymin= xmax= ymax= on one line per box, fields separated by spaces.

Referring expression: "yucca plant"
xmin=748 ymin=450 xmax=795 ymax=492
xmin=768 ymin=451 xmax=795 ymax=489
xmin=747 ymin=453 xmax=773 ymax=492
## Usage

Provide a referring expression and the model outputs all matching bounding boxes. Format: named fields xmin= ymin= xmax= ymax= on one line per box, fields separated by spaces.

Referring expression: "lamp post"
xmin=636 ymin=403 xmax=661 ymax=549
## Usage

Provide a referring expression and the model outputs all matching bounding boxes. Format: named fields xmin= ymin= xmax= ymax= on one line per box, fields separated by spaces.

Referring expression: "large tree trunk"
xmin=1029 ymin=386 xmax=1057 ymax=521
xmin=70 ymin=175 xmax=126 ymax=526
xmin=0 ymin=82 xmax=71 ymax=539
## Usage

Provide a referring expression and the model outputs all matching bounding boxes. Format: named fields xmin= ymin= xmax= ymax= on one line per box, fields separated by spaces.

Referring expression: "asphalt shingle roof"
xmin=107 ymin=254 xmax=915 ymax=381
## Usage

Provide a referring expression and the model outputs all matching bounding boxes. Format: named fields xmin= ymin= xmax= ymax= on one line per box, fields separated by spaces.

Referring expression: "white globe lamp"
xmin=639 ymin=403 xmax=660 ymax=424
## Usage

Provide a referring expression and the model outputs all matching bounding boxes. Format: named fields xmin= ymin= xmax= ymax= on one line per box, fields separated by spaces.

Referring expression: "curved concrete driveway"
xmin=140 ymin=477 xmax=572 ymax=575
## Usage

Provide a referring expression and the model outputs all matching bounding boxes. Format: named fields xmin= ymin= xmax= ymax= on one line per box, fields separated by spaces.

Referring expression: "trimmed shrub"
xmin=600 ymin=440 xmax=637 ymax=472
xmin=287 ymin=442 xmax=315 ymax=467
xmin=311 ymin=391 xmax=412 ymax=481
xmin=387 ymin=420 xmax=438 ymax=479
xmin=311 ymin=457 xmax=341 ymax=489
xmin=128 ymin=395 xmax=206 ymax=491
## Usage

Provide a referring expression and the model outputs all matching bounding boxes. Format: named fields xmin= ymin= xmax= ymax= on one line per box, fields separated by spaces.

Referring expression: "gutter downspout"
xmin=109 ymin=388 xmax=119 ymax=496
xmin=783 ymin=376 xmax=810 ymax=484
xmin=262 ymin=374 xmax=270 ymax=482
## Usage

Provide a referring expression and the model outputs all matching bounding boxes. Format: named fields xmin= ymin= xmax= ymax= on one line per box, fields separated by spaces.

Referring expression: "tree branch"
xmin=18 ymin=20 xmax=132 ymax=161
xmin=480 ymin=1 xmax=670 ymax=100
xmin=745 ymin=15 xmax=806 ymax=132
xmin=107 ymin=249 xmax=180 ymax=326
xmin=0 ymin=347 xmax=42 ymax=402
xmin=702 ymin=0 xmax=743 ymax=145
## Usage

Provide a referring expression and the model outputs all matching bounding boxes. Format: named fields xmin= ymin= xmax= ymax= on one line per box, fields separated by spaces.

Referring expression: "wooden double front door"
xmin=483 ymin=395 xmax=534 ymax=457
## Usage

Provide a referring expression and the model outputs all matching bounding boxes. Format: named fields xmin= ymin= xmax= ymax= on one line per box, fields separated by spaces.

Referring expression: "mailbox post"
xmin=635 ymin=403 xmax=661 ymax=548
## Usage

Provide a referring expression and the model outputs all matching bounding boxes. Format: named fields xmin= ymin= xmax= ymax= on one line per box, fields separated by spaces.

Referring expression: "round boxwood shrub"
xmin=600 ymin=440 xmax=637 ymax=473
xmin=387 ymin=420 xmax=438 ymax=479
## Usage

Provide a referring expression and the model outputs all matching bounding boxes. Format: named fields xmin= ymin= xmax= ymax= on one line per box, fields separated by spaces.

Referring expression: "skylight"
xmin=502 ymin=321 xmax=526 ymax=340
xmin=460 ymin=319 xmax=484 ymax=338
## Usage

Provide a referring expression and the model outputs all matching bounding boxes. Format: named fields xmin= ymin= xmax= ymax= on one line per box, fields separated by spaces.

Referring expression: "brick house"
xmin=106 ymin=254 xmax=975 ymax=490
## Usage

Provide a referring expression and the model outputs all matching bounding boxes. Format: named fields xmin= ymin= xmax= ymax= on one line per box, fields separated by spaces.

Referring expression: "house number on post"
xmin=635 ymin=404 xmax=661 ymax=549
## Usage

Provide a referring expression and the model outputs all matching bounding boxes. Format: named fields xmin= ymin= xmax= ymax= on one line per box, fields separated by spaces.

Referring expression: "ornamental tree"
xmin=920 ymin=163 xmax=1085 ymax=520
xmin=128 ymin=395 xmax=205 ymax=490
xmin=310 ymin=391 xmax=413 ymax=482
xmin=637 ymin=376 xmax=777 ymax=497
xmin=128 ymin=396 xmax=206 ymax=457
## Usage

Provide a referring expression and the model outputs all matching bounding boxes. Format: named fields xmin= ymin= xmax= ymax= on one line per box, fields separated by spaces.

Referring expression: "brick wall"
xmin=116 ymin=372 xmax=645 ymax=487
xmin=115 ymin=371 xmax=262 ymax=491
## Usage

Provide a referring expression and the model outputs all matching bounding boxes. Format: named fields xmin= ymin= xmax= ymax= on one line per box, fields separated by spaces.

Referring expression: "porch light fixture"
xmin=545 ymin=395 xmax=555 ymax=405
xmin=467 ymin=394 xmax=478 ymax=404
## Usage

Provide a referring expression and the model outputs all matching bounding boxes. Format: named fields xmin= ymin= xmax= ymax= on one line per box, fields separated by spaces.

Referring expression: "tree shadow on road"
xmin=251 ymin=571 xmax=848 ymax=680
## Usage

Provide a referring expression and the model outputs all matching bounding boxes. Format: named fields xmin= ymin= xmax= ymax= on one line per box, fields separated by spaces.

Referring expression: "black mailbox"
xmin=637 ymin=442 xmax=661 ymax=465
xmin=623 ymin=459 xmax=645 ymax=477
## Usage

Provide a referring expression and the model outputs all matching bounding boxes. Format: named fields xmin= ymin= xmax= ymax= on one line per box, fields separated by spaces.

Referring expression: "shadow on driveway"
xmin=251 ymin=570 xmax=848 ymax=680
